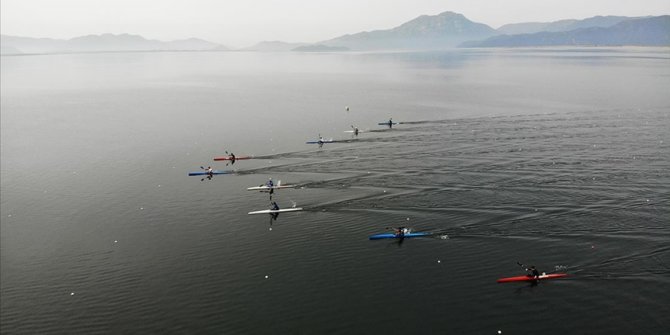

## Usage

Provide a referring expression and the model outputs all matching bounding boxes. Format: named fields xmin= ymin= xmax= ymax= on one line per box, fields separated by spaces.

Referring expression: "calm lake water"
xmin=1 ymin=48 xmax=669 ymax=334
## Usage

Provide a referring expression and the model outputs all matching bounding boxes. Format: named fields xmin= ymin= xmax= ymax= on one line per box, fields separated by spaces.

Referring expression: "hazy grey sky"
xmin=2 ymin=0 xmax=669 ymax=47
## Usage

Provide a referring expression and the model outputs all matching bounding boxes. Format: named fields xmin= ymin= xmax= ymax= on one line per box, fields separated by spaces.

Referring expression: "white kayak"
xmin=247 ymin=180 xmax=295 ymax=191
xmin=247 ymin=185 xmax=296 ymax=191
xmin=248 ymin=208 xmax=303 ymax=215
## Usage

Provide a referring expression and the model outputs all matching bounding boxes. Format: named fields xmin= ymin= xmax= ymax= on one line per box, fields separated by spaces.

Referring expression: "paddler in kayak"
xmin=229 ymin=152 xmax=236 ymax=164
xmin=393 ymin=227 xmax=409 ymax=238
xmin=525 ymin=265 xmax=540 ymax=279
xmin=271 ymin=201 xmax=280 ymax=211
xmin=317 ymin=134 xmax=324 ymax=148
xmin=351 ymin=125 xmax=359 ymax=136
xmin=206 ymin=166 xmax=214 ymax=176
xmin=387 ymin=118 xmax=394 ymax=128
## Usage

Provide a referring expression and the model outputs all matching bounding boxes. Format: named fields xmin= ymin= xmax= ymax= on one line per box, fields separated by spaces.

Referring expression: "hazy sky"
xmin=2 ymin=0 xmax=669 ymax=47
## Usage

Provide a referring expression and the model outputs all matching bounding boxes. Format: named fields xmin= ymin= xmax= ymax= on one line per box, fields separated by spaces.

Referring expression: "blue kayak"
xmin=369 ymin=232 xmax=430 ymax=240
xmin=188 ymin=170 xmax=232 ymax=176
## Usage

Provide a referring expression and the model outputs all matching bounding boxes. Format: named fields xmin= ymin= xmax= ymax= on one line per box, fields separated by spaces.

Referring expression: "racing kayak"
xmin=496 ymin=273 xmax=568 ymax=283
xmin=248 ymin=208 xmax=303 ymax=215
xmin=306 ymin=140 xmax=335 ymax=144
xmin=247 ymin=185 xmax=295 ymax=191
xmin=213 ymin=155 xmax=252 ymax=161
xmin=369 ymin=232 xmax=430 ymax=240
xmin=188 ymin=170 xmax=233 ymax=176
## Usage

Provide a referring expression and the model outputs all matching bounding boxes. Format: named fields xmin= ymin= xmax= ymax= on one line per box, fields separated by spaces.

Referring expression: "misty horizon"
xmin=3 ymin=13 xmax=669 ymax=52
xmin=2 ymin=0 xmax=669 ymax=48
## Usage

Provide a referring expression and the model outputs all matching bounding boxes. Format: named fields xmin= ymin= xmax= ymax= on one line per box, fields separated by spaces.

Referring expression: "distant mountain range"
xmin=318 ymin=11 xmax=497 ymax=50
xmin=496 ymin=15 xmax=643 ymax=35
xmin=465 ymin=16 xmax=670 ymax=47
xmin=297 ymin=12 xmax=668 ymax=51
xmin=0 ymin=33 xmax=227 ymax=55
xmin=2 ymin=12 xmax=669 ymax=55
xmin=292 ymin=44 xmax=350 ymax=52
xmin=241 ymin=41 xmax=308 ymax=52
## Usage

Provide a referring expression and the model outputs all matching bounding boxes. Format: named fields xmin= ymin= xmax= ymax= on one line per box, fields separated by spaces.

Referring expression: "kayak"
xmin=306 ymin=140 xmax=335 ymax=144
xmin=378 ymin=122 xmax=398 ymax=126
xmin=497 ymin=273 xmax=568 ymax=283
xmin=248 ymin=208 xmax=303 ymax=215
xmin=369 ymin=232 xmax=431 ymax=240
xmin=213 ymin=156 xmax=252 ymax=161
xmin=247 ymin=185 xmax=296 ymax=191
xmin=188 ymin=170 xmax=233 ymax=176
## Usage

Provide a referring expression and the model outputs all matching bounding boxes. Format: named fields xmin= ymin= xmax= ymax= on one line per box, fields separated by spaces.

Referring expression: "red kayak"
xmin=213 ymin=156 xmax=252 ymax=161
xmin=497 ymin=273 xmax=568 ymax=283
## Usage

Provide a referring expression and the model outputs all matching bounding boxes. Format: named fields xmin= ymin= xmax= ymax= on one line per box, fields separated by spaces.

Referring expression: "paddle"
xmin=518 ymin=261 xmax=545 ymax=278
xmin=517 ymin=261 xmax=533 ymax=272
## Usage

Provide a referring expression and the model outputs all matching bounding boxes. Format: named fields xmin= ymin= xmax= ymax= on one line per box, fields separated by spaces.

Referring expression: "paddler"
xmin=271 ymin=201 xmax=280 ymax=211
xmin=526 ymin=265 xmax=540 ymax=279
xmin=394 ymin=227 xmax=409 ymax=237
xmin=266 ymin=178 xmax=274 ymax=188
xmin=230 ymin=152 xmax=236 ymax=161
xmin=318 ymin=134 xmax=324 ymax=148
xmin=206 ymin=166 xmax=213 ymax=175
xmin=388 ymin=118 xmax=393 ymax=128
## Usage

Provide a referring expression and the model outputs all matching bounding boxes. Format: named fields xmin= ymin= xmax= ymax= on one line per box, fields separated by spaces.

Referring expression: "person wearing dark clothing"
xmin=526 ymin=265 xmax=540 ymax=279
xmin=394 ymin=227 xmax=409 ymax=237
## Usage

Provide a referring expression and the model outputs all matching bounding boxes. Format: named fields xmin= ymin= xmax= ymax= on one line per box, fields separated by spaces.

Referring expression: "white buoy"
xmin=114 ymin=240 xmax=118 ymax=243
xmin=140 ymin=207 xmax=144 ymax=210
xmin=437 ymin=260 xmax=441 ymax=263
xmin=70 ymin=292 xmax=75 ymax=296
xmin=265 ymin=275 xmax=269 ymax=279
xmin=498 ymin=330 xmax=502 ymax=334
